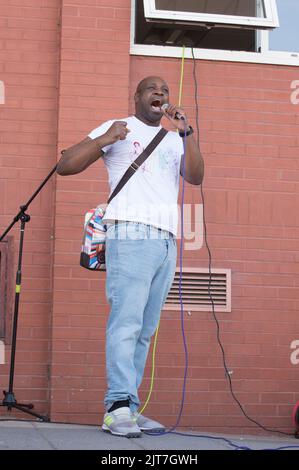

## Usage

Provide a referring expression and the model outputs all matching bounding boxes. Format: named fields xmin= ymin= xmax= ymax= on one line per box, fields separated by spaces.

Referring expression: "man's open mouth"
xmin=150 ymin=99 xmax=162 ymax=112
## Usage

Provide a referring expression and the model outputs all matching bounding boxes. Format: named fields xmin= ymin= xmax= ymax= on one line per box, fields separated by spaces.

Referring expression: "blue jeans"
xmin=104 ymin=221 xmax=177 ymax=413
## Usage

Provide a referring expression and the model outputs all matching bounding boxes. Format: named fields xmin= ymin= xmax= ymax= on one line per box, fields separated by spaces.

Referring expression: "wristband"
xmin=179 ymin=126 xmax=194 ymax=138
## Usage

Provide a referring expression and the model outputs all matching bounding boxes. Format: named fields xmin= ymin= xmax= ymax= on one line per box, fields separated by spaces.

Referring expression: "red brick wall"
xmin=0 ymin=0 xmax=61 ymax=417
xmin=51 ymin=0 xmax=132 ymax=424
xmin=128 ymin=58 xmax=299 ymax=433
xmin=1 ymin=0 xmax=299 ymax=434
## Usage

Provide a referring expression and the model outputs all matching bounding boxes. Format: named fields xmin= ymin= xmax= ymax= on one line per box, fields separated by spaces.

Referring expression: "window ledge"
xmin=130 ymin=43 xmax=299 ymax=67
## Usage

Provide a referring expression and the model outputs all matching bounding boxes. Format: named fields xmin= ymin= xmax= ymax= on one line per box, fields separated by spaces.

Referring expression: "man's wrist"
xmin=95 ymin=134 xmax=112 ymax=150
xmin=179 ymin=126 xmax=194 ymax=138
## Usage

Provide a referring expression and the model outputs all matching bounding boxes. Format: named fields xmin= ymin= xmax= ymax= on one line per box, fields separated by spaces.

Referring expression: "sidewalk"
xmin=0 ymin=420 xmax=298 ymax=450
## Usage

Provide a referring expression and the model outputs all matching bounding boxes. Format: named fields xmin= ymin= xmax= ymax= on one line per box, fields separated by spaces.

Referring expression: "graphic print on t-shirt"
xmin=131 ymin=140 xmax=149 ymax=173
xmin=132 ymin=141 xmax=143 ymax=159
xmin=138 ymin=146 xmax=180 ymax=185
xmin=88 ymin=116 xmax=184 ymax=235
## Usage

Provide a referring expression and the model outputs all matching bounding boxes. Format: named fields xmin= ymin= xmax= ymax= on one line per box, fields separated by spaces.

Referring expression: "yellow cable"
xmin=139 ymin=47 xmax=186 ymax=416
xmin=138 ymin=319 xmax=160 ymax=416
xmin=178 ymin=45 xmax=185 ymax=107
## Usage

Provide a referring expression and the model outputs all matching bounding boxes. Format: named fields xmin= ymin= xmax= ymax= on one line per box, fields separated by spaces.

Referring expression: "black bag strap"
xmin=107 ymin=127 xmax=168 ymax=204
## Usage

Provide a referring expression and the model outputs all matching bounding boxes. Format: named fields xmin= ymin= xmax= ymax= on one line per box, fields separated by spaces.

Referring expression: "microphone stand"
xmin=0 ymin=164 xmax=58 ymax=421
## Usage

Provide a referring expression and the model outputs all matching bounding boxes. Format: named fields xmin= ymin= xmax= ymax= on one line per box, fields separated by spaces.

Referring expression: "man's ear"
xmin=134 ymin=92 xmax=139 ymax=105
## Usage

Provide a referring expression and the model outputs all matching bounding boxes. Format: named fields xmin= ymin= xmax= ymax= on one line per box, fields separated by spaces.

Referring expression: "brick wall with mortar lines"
xmin=0 ymin=0 xmax=61 ymax=417
xmin=128 ymin=57 xmax=299 ymax=433
xmin=52 ymin=0 xmax=299 ymax=432
xmin=0 ymin=0 xmax=299 ymax=433
xmin=51 ymin=0 xmax=132 ymax=424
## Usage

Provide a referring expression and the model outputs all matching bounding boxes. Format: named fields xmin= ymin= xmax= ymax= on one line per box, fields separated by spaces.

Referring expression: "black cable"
xmin=191 ymin=47 xmax=294 ymax=438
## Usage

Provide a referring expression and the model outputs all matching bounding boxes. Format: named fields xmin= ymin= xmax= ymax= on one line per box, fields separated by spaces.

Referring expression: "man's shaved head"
xmin=136 ymin=76 xmax=169 ymax=95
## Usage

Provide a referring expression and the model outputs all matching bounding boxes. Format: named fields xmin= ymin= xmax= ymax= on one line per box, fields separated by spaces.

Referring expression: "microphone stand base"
xmin=0 ymin=390 xmax=49 ymax=422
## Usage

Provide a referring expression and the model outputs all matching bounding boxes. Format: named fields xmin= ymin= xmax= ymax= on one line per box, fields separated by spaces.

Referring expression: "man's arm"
xmin=56 ymin=121 xmax=130 ymax=176
xmin=180 ymin=131 xmax=204 ymax=186
xmin=57 ymin=136 xmax=105 ymax=175
xmin=162 ymin=105 xmax=204 ymax=186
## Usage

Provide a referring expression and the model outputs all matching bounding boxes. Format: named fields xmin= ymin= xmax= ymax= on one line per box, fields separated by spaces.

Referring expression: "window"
xmin=131 ymin=0 xmax=299 ymax=66
xmin=268 ymin=0 xmax=299 ymax=53
xmin=143 ymin=0 xmax=279 ymax=29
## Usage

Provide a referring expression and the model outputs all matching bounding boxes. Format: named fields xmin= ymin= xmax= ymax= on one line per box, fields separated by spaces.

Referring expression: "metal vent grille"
xmin=164 ymin=268 xmax=231 ymax=312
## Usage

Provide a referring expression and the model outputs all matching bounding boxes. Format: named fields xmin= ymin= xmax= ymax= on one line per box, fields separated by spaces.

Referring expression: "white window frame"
xmin=143 ymin=0 xmax=279 ymax=29
xmin=130 ymin=0 xmax=299 ymax=67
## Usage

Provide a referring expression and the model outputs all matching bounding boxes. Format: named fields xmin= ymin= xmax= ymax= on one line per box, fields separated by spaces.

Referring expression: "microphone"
xmin=161 ymin=103 xmax=185 ymax=120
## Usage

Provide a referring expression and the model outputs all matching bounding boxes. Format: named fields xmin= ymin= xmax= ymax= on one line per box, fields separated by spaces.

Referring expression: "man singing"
xmin=57 ymin=76 xmax=204 ymax=437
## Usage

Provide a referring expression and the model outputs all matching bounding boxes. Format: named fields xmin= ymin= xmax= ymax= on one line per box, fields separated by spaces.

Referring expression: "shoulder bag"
xmin=79 ymin=127 xmax=168 ymax=271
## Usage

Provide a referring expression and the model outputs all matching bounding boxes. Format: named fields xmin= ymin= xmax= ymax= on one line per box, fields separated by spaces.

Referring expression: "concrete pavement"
xmin=0 ymin=420 xmax=298 ymax=451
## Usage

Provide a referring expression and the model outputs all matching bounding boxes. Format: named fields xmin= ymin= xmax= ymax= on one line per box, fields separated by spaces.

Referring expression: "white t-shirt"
xmin=88 ymin=116 xmax=184 ymax=236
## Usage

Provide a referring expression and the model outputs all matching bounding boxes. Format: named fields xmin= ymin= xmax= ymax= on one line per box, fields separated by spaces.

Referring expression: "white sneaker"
xmin=132 ymin=412 xmax=165 ymax=432
xmin=102 ymin=407 xmax=142 ymax=438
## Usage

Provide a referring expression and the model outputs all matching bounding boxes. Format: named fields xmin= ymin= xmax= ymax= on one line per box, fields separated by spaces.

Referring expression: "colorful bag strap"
xmin=107 ymin=127 xmax=168 ymax=204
